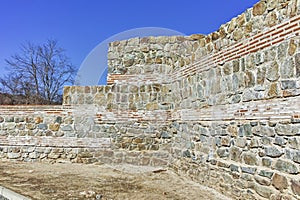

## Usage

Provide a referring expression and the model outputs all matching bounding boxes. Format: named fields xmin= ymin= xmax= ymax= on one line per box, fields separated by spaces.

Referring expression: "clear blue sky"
xmin=0 ymin=0 xmax=259 ymax=82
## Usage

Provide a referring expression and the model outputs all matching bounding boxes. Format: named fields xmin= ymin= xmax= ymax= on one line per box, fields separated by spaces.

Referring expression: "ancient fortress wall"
xmin=1 ymin=0 xmax=300 ymax=199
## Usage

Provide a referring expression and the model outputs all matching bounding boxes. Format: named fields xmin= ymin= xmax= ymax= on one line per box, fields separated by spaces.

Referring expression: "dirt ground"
xmin=0 ymin=160 xmax=231 ymax=200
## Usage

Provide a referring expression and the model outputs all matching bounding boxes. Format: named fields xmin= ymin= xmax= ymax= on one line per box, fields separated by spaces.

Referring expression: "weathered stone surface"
xmin=253 ymin=125 xmax=275 ymax=137
xmin=217 ymin=147 xmax=229 ymax=158
xmin=258 ymin=170 xmax=274 ymax=179
xmin=272 ymin=173 xmax=288 ymax=191
xmin=29 ymin=152 xmax=39 ymax=159
xmin=189 ymin=34 xmax=205 ymax=40
xmin=253 ymin=2 xmax=266 ymax=16
xmin=249 ymin=138 xmax=260 ymax=148
xmin=293 ymin=150 xmax=300 ymax=164
xmin=61 ymin=125 xmax=73 ymax=132
xmin=239 ymin=124 xmax=252 ymax=137
xmin=211 ymin=32 xmax=219 ymax=41
xmin=267 ymin=83 xmax=279 ymax=97
xmin=236 ymin=138 xmax=246 ymax=148
xmin=242 ymin=152 xmax=258 ymax=165
xmin=281 ymin=80 xmax=296 ymax=90
xmin=26 ymin=123 xmax=36 ymax=130
xmin=233 ymin=29 xmax=243 ymax=41
xmin=295 ymin=53 xmax=300 ymax=77
xmin=254 ymin=183 xmax=273 ymax=198
xmin=230 ymin=164 xmax=239 ymax=172
xmin=227 ymin=18 xmax=237 ymax=33
xmin=264 ymin=146 xmax=284 ymax=158
xmin=267 ymin=0 xmax=278 ymax=11
xmin=220 ymin=136 xmax=231 ymax=147
xmin=123 ymin=56 xmax=134 ymax=68
xmin=266 ymin=12 xmax=278 ymax=27
xmin=288 ymin=138 xmax=300 ymax=149
xmin=254 ymin=175 xmax=271 ymax=186
xmin=7 ymin=152 xmax=21 ymax=159
xmin=223 ymin=63 xmax=232 ymax=75
xmin=266 ymin=61 xmax=279 ymax=81
xmin=278 ymin=42 xmax=288 ymax=58
xmin=275 ymin=124 xmax=300 ymax=136
xmin=288 ymin=39 xmax=297 ymax=56
xmin=38 ymin=124 xmax=48 ymax=130
xmin=241 ymin=166 xmax=257 ymax=174
xmin=275 ymin=159 xmax=299 ymax=174
xmin=280 ymin=58 xmax=295 ymax=79
xmin=257 ymin=67 xmax=266 ymax=85
xmin=274 ymin=136 xmax=287 ymax=146
xmin=145 ymin=102 xmax=159 ymax=111
xmin=230 ymin=146 xmax=242 ymax=161
xmin=262 ymin=157 xmax=272 ymax=167
xmin=291 ymin=179 xmax=300 ymax=196
xmin=49 ymin=123 xmax=60 ymax=131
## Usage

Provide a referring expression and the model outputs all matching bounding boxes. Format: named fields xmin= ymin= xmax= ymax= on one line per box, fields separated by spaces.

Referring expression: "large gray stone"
xmin=264 ymin=146 xmax=284 ymax=158
xmin=293 ymin=150 xmax=300 ymax=164
xmin=281 ymin=80 xmax=296 ymax=90
xmin=230 ymin=164 xmax=239 ymax=172
xmin=232 ymin=74 xmax=239 ymax=91
xmin=280 ymin=58 xmax=295 ymax=78
xmin=274 ymin=136 xmax=287 ymax=146
xmin=275 ymin=124 xmax=300 ymax=136
xmin=275 ymin=159 xmax=299 ymax=174
xmin=217 ymin=147 xmax=229 ymax=158
xmin=239 ymin=124 xmax=252 ymax=137
xmin=254 ymin=184 xmax=274 ymax=198
xmin=266 ymin=61 xmax=279 ymax=81
xmin=253 ymin=126 xmax=275 ymax=137
xmin=38 ymin=124 xmax=48 ymax=130
xmin=277 ymin=42 xmax=288 ymax=59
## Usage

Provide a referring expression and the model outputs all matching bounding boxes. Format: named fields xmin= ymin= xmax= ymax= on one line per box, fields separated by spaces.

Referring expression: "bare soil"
xmin=0 ymin=160 xmax=231 ymax=200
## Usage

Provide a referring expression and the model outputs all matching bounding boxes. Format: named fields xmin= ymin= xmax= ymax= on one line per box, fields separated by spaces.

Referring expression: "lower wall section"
xmin=172 ymin=159 xmax=299 ymax=200
xmin=0 ymin=104 xmax=300 ymax=199
xmin=1 ymin=102 xmax=300 ymax=199
xmin=169 ymin=119 xmax=300 ymax=199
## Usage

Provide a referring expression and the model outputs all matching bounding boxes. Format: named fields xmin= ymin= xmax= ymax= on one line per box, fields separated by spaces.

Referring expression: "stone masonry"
xmin=1 ymin=0 xmax=300 ymax=199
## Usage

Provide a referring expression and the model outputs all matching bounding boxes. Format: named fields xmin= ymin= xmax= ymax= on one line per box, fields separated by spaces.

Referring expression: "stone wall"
xmin=0 ymin=104 xmax=171 ymax=166
xmin=1 ymin=0 xmax=300 ymax=199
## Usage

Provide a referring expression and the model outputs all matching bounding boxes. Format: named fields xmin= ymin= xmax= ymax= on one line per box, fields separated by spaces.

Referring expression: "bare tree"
xmin=0 ymin=39 xmax=76 ymax=104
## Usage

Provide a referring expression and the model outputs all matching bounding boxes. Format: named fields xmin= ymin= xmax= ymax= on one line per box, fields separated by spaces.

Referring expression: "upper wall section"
xmin=106 ymin=0 xmax=300 ymax=86
xmin=107 ymin=36 xmax=196 ymax=85
xmin=197 ymin=0 xmax=299 ymax=55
